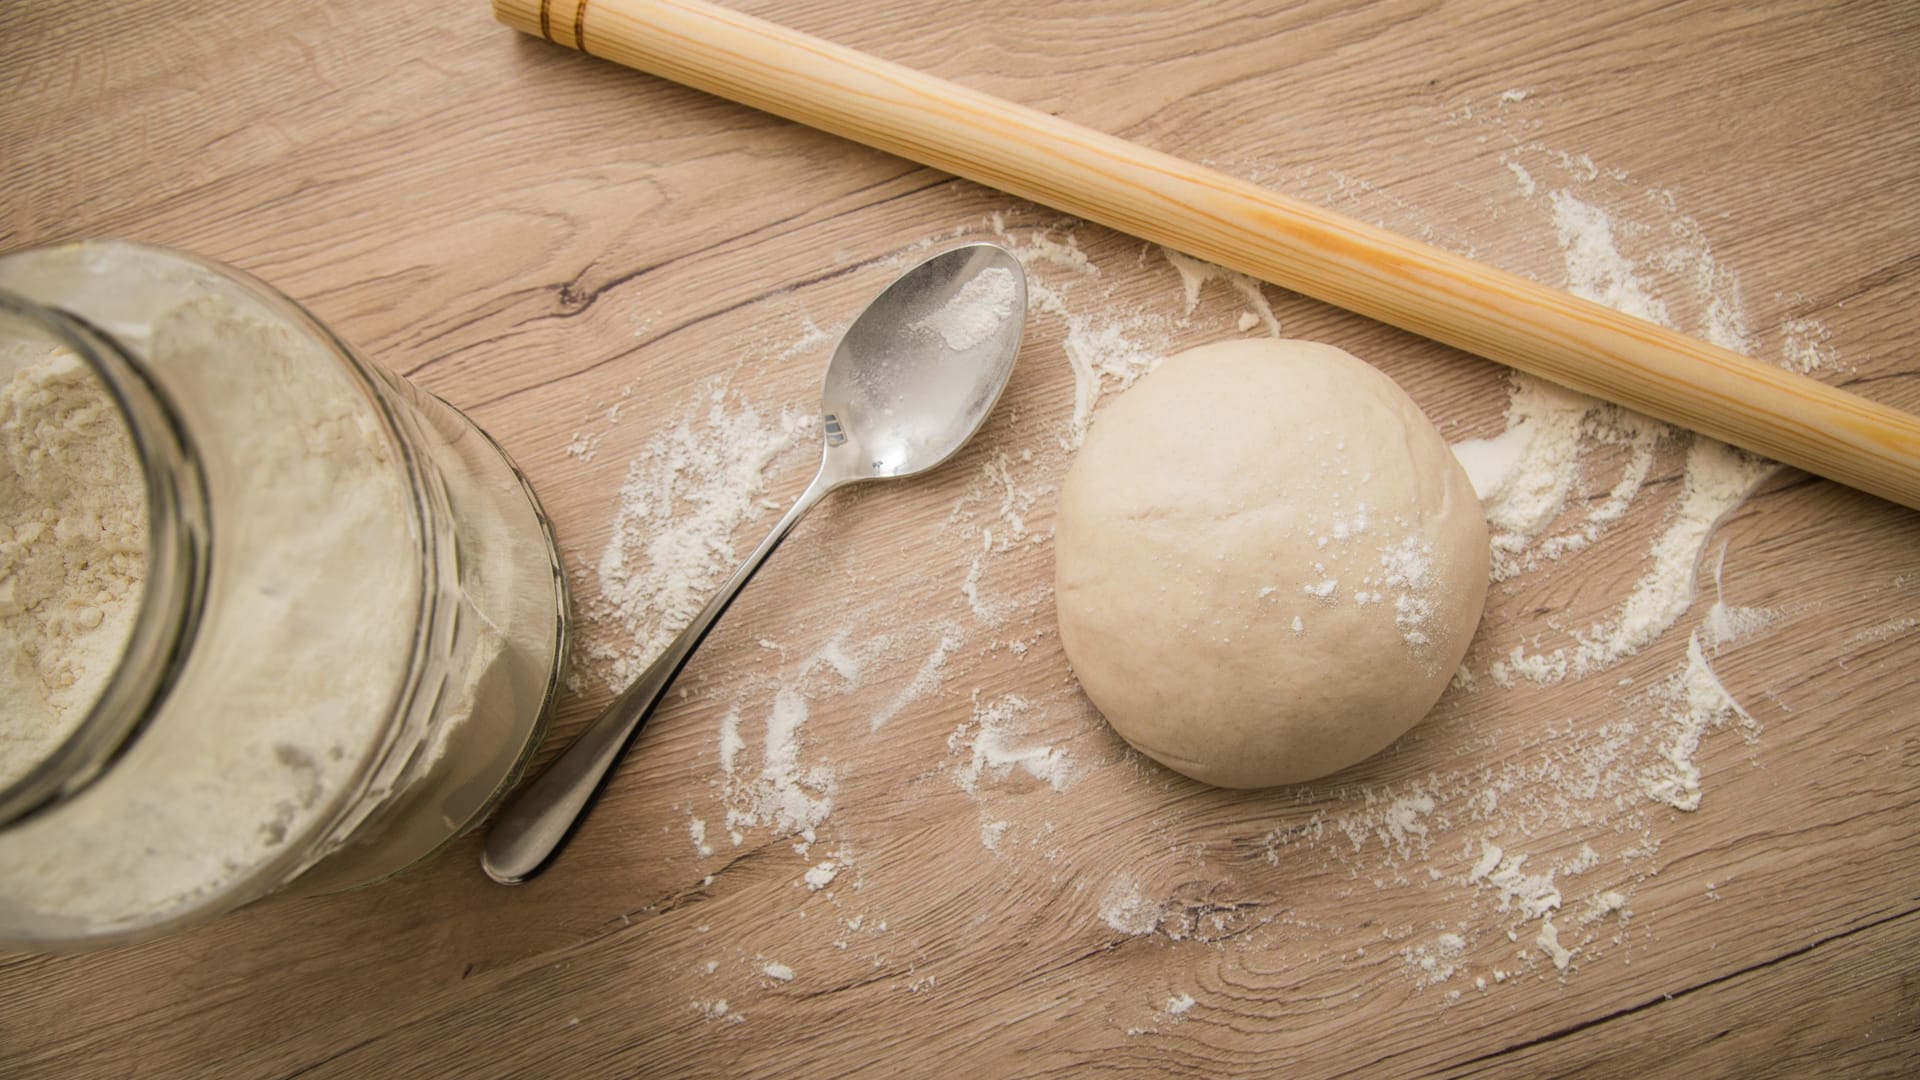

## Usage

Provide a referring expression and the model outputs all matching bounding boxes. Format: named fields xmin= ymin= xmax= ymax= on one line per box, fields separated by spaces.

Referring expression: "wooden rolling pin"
xmin=496 ymin=0 xmax=1920 ymax=511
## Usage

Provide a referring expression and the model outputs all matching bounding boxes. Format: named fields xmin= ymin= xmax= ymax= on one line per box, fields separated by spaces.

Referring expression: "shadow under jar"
xmin=0 ymin=241 xmax=569 ymax=951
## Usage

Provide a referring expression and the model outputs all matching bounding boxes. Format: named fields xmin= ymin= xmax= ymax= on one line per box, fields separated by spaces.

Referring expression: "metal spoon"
xmin=482 ymin=243 xmax=1027 ymax=884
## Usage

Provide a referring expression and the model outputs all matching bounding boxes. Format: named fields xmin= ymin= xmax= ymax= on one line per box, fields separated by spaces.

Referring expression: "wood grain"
xmin=2 ymin=1 xmax=1918 ymax=1077
xmin=498 ymin=0 xmax=1920 ymax=512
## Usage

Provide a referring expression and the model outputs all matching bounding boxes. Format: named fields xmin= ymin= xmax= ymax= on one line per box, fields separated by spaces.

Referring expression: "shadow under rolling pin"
xmin=495 ymin=0 xmax=1920 ymax=512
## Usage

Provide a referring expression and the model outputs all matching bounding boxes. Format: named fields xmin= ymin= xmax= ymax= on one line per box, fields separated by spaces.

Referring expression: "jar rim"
xmin=0 ymin=240 xmax=567 ymax=950
xmin=0 ymin=240 xmax=440 ymax=946
xmin=3 ymin=242 xmax=444 ymax=868
xmin=0 ymin=288 xmax=212 ymax=826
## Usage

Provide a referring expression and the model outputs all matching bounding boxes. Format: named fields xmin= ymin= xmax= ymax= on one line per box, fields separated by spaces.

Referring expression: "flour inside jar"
xmin=0 ymin=242 xmax=567 ymax=949
xmin=0 ymin=347 xmax=147 ymax=790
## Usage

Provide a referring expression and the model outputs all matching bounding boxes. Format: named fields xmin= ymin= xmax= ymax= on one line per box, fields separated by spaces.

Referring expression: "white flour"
xmin=0 ymin=349 xmax=147 ymax=790
xmin=947 ymin=691 xmax=1072 ymax=794
xmin=569 ymin=87 xmax=1853 ymax=1005
xmin=1548 ymin=191 xmax=1671 ymax=325
xmin=1098 ymin=875 xmax=1165 ymax=936
xmin=0 ymin=294 xmax=419 ymax=932
xmin=1641 ymin=630 xmax=1758 ymax=811
xmin=0 ymin=246 xmax=555 ymax=944
xmin=1161 ymin=250 xmax=1282 ymax=336
xmin=1483 ymin=438 xmax=1771 ymax=687
xmin=978 ymin=217 xmax=1170 ymax=449
xmin=709 ymin=632 xmax=901 ymax=857
xmin=868 ymin=626 xmax=964 ymax=731
xmin=803 ymin=861 xmax=838 ymax=890
xmin=718 ymin=689 xmax=835 ymax=849
xmin=588 ymin=382 xmax=810 ymax=688
xmin=914 ymin=265 xmax=1018 ymax=351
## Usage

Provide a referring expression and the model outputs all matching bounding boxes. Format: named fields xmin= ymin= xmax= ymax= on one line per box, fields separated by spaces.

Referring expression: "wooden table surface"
xmin=3 ymin=1 xmax=1918 ymax=1076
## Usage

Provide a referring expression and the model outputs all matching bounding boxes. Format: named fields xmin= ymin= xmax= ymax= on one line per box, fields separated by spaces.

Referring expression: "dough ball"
xmin=1054 ymin=339 xmax=1488 ymax=787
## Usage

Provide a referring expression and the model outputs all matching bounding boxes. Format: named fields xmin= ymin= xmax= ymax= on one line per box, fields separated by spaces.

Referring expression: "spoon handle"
xmin=482 ymin=468 xmax=838 ymax=884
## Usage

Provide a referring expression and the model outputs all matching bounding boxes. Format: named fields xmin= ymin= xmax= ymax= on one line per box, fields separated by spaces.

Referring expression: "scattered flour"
xmin=986 ymin=217 xmax=1167 ymax=448
xmin=1450 ymin=377 xmax=1619 ymax=578
xmin=1841 ymin=615 xmax=1919 ymax=652
xmin=1535 ymin=917 xmax=1576 ymax=972
xmin=588 ymin=381 xmax=811 ymax=688
xmin=1780 ymin=316 xmax=1841 ymax=374
xmin=1640 ymin=630 xmax=1757 ymax=811
xmin=1161 ymin=250 xmax=1282 ymax=336
xmin=1487 ymin=438 xmax=1772 ymax=687
xmin=1401 ymin=931 xmax=1469 ymax=988
xmin=1099 ymin=876 xmax=1165 ymax=936
xmin=1548 ymin=191 xmax=1670 ymax=325
xmin=914 ymin=265 xmax=1019 ymax=352
xmin=564 ymin=87 xmax=1860 ymax=1007
xmin=718 ymin=688 xmax=835 ymax=847
xmin=803 ymin=861 xmax=839 ymax=890
xmin=948 ymin=692 xmax=1072 ymax=794
xmin=1701 ymin=555 xmax=1785 ymax=650
xmin=978 ymin=819 xmax=1011 ymax=852
xmin=869 ymin=627 xmax=965 ymax=731
xmin=1583 ymin=891 xmax=1631 ymax=925
xmin=1468 ymin=841 xmax=1562 ymax=921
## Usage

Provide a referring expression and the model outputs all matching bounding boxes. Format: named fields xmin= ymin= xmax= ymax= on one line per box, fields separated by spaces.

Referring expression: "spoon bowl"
xmin=821 ymin=243 xmax=1024 ymax=481
xmin=482 ymin=242 xmax=1026 ymax=884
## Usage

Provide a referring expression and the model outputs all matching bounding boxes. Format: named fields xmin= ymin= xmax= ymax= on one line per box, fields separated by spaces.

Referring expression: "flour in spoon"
xmin=914 ymin=265 xmax=1018 ymax=352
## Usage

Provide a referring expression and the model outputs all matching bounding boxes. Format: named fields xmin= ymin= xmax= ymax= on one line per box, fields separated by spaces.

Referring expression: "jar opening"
xmin=0 ymin=291 xmax=210 ymax=826
xmin=0 ymin=241 xmax=566 ymax=952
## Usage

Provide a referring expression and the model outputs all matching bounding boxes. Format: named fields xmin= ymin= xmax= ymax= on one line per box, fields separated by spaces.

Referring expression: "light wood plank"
xmin=2 ymin=0 xmax=1917 ymax=1076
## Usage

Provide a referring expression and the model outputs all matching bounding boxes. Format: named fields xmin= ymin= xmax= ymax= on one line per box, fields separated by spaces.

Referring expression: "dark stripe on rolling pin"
xmin=539 ymin=0 xmax=552 ymax=42
xmin=575 ymin=0 xmax=590 ymax=50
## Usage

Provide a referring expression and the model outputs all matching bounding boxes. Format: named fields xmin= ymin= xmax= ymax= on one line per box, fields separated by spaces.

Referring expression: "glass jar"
xmin=0 ymin=241 xmax=569 ymax=951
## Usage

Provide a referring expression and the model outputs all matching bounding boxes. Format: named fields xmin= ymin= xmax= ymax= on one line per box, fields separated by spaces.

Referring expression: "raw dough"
xmin=1054 ymin=339 xmax=1488 ymax=787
